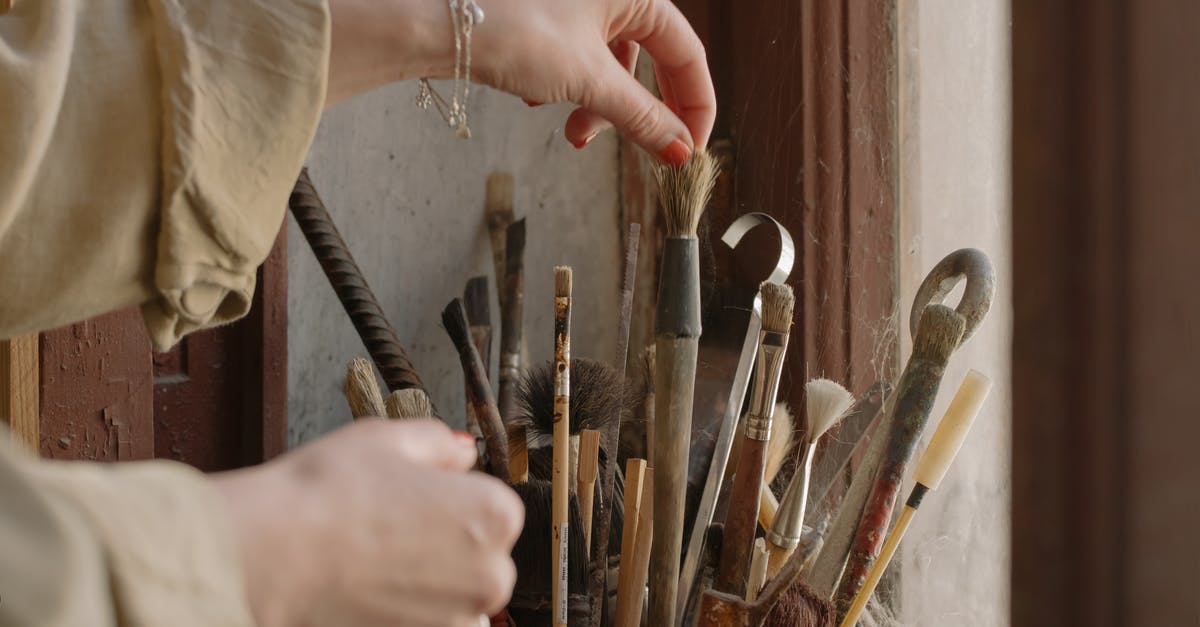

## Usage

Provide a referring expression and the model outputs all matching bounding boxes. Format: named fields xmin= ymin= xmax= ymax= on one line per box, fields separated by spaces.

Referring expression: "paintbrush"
xmin=808 ymin=249 xmax=995 ymax=598
xmin=500 ymin=219 xmax=528 ymax=481
xmin=589 ymin=221 xmax=641 ymax=627
xmin=442 ymin=298 xmax=510 ymax=480
xmin=344 ymin=357 xmax=386 ymax=418
xmin=464 ymin=276 xmax=492 ymax=437
xmin=384 ymin=388 xmax=434 ymax=419
xmin=486 ymin=173 xmax=514 ymax=306
xmin=765 ymin=379 xmax=855 ymax=579
xmin=289 ymin=170 xmax=435 ymax=415
xmin=839 ymin=370 xmax=992 ymax=626
xmin=747 ymin=538 xmax=769 ymax=602
xmin=648 ymin=148 xmax=717 ymax=626
xmin=509 ymin=480 xmax=592 ymax=626
xmin=551 ymin=266 xmax=572 ymax=627
xmin=615 ymin=466 xmax=655 ymax=627
xmin=713 ymin=281 xmax=795 ymax=597
xmin=578 ymin=429 xmax=601 ymax=551
xmin=698 ymin=538 xmax=835 ymax=627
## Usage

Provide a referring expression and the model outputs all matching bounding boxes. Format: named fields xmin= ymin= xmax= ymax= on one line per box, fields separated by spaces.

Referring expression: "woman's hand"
xmin=327 ymin=0 xmax=715 ymax=165
xmin=214 ymin=419 xmax=523 ymax=627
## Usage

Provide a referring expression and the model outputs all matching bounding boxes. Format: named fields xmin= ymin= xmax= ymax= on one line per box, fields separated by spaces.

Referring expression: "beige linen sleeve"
xmin=0 ymin=0 xmax=329 ymax=350
xmin=0 ymin=434 xmax=255 ymax=627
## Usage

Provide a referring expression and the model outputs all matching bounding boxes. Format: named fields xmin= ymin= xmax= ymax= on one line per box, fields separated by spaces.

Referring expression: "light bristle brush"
xmin=344 ymin=357 xmax=385 ymax=418
xmin=648 ymin=149 xmax=717 ymax=626
xmin=765 ymin=379 xmax=855 ymax=578
xmin=384 ymin=388 xmax=433 ymax=419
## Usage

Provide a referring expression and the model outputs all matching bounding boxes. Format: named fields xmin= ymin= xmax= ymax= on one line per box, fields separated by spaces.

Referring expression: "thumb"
xmin=581 ymin=56 xmax=694 ymax=166
xmin=379 ymin=419 xmax=478 ymax=471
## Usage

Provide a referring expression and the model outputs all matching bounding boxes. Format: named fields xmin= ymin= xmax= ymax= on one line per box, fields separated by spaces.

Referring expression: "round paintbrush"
xmin=384 ymin=388 xmax=434 ymax=419
xmin=442 ymin=298 xmax=509 ymax=480
xmin=463 ymin=276 xmax=492 ymax=437
xmin=344 ymin=357 xmax=386 ymax=419
xmin=551 ymin=266 xmax=572 ymax=627
xmin=765 ymin=379 xmax=855 ymax=579
xmin=648 ymin=149 xmax=717 ymax=627
xmin=501 ymin=219 xmax=528 ymax=481
xmin=713 ymin=281 xmax=795 ymax=598
xmin=839 ymin=370 xmax=992 ymax=626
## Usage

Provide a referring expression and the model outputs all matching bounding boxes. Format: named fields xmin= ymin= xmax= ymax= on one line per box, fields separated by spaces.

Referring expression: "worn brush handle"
xmin=714 ymin=435 xmax=768 ymax=596
xmin=649 ymin=336 xmax=699 ymax=627
xmin=498 ymin=222 xmax=525 ymax=424
xmin=289 ymin=170 xmax=426 ymax=394
xmin=445 ymin=300 xmax=510 ymax=479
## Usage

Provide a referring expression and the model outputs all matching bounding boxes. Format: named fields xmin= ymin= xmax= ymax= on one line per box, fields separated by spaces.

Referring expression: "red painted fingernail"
xmin=573 ymin=132 xmax=598 ymax=150
xmin=523 ymin=99 xmax=543 ymax=107
xmin=453 ymin=430 xmax=475 ymax=446
xmin=658 ymin=139 xmax=692 ymax=167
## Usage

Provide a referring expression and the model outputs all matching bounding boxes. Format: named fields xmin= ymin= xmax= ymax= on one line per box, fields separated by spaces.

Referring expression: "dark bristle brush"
xmin=442 ymin=298 xmax=509 ymax=480
xmin=464 ymin=276 xmax=492 ymax=438
xmin=509 ymin=480 xmax=591 ymax=626
xmin=288 ymin=170 xmax=436 ymax=417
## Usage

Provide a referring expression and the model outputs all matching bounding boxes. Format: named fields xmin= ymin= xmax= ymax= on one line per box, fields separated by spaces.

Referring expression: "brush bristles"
xmin=441 ymin=298 xmax=471 ymax=347
xmin=759 ymin=281 xmax=796 ymax=334
xmin=655 ymin=148 xmax=717 ymax=237
xmin=765 ymin=402 xmax=795 ymax=484
xmin=385 ymin=388 xmax=433 ymax=419
xmin=555 ymin=266 xmax=573 ymax=298
xmin=463 ymin=276 xmax=490 ymax=325
xmin=486 ymin=172 xmax=514 ymax=220
xmin=803 ymin=379 xmax=855 ymax=443
xmin=345 ymin=358 xmax=385 ymax=418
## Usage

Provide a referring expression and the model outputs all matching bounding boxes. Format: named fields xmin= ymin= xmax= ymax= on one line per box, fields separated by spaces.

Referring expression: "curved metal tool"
xmin=909 ymin=247 xmax=995 ymax=345
xmin=677 ymin=212 xmax=794 ymax=624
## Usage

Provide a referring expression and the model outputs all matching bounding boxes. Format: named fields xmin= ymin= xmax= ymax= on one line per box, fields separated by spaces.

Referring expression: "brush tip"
xmin=654 ymin=148 xmax=717 ymax=237
xmin=555 ymin=266 xmax=573 ymax=297
xmin=803 ymin=379 xmax=855 ymax=441
xmin=486 ymin=172 xmax=514 ymax=218
xmin=441 ymin=298 xmax=471 ymax=345
xmin=759 ymin=281 xmax=796 ymax=334
xmin=385 ymin=388 xmax=434 ymax=419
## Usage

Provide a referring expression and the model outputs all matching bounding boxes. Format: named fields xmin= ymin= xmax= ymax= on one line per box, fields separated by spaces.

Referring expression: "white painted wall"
xmin=897 ymin=1 xmax=1011 ymax=625
xmin=288 ymin=83 xmax=622 ymax=446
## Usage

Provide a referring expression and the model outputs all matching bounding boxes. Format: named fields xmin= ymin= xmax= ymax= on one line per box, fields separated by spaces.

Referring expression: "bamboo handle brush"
xmin=839 ymin=370 xmax=992 ymax=627
xmin=648 ymin=149 xmax=717 ymax=627
xmin=442 ymin=298 xmax=510 ymax=480
xmin=551 ymin=266 xmax=573 ymax=627
xmin=501 ymin=219 xmax=528 ymax=481
xmin=714 ymin=281 xmax=794 ymax=597
xmin=344 ymin=357 xmax=386 ymax=418
xmin=288 ymin=170 xmax=433 ymax=411
xmin=577 ymin=429 xmax=601 ymax=551
xmin=765 ymin=379 xmax=855 ymax=579
xmin=589 ymin=222 xmax=641 ymax=627
xmin=616 ymin=466 xmax=655 ymax=627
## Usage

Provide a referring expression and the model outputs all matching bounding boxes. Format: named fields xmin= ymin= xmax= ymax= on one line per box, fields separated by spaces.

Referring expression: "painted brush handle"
xmin=444 ymin=300 xmax=510 ymax=480
xmin=713 ymin=433 xmax=769 ymax=596
xmin=833 ymin=305 xmax=966 ymax=612
xmin=289 ymin=170 xmax=427 ymax=395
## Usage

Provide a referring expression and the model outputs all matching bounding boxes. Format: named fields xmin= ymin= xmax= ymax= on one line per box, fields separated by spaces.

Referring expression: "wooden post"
xmin=0 ymin=335 xmax=39 ymax=452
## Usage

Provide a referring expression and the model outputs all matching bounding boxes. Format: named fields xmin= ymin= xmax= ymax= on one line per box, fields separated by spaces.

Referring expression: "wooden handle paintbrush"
xmin=551 ymin=266 xmax=573 ymax=627
xmin=713 ymin=281 xmax=794 ymax=597
xmin=442 ymin=298 xmax=510 ymax=480
xmin=839 ymin=370 xmax=991 ymax=627
xmin=486 ymin=173 xmax=514 ymax=309
xmin=765 ymin=379 xmax=855 ymax=579
xmin=463 ymin=276 xmax=492 ymax=437
xmin=501 ymin=219 xmax=528 ymax=481
xmin=288 ymin=170 xmax=433 ymax=413
xmin=344 ymin=357 xmax=386 ymax=418
xmin=616 ymin=466 xmax=655 ymax=627
xmin=648 ymin=149 xmax=717 ymax=627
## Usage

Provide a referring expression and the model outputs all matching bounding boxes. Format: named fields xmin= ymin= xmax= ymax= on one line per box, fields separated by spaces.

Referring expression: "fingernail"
xmin=453 ymin=430 xmax=475 ymax=446
xmin=573 ymin=131 xmax=598 ymax=150
xmin=523 ymin=99 xmax=543 ymax=107
xmin=658 ymin=138 xmax=692 ymax=167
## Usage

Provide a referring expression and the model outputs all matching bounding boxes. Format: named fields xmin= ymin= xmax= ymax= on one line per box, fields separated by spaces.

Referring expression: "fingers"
xmin=564 ymin=41 xmax=640 ymax=148
xmin=580 ymin=53 xmax=694 ymax=166
xmin=360 ymin=418 xmax=478 ymax=471
xmin=618 ymin=0 xmax=716 ymax=148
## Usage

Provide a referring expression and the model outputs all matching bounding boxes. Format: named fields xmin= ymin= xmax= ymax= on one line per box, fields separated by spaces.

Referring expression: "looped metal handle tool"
xmin=909 ymin=247 xmax=996 ymax=345
xmin=677 ymin=212 xmax=795 ymax=624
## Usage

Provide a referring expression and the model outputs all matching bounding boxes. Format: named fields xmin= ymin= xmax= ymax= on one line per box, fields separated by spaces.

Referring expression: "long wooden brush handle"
xmin=442 ymin=299 xmax=510 ymax=480
xmin=551 ymin=267 xmax=572 ymax=627
xmin=498 ymin=219 xmax=526 ymax=423
xmin=577 ymin=429 xmax=601 ymax=551
xmin=288 ymin=170 xmax=427 ymax=395
xmin=615 ymin=467 xmax=655 ymax=627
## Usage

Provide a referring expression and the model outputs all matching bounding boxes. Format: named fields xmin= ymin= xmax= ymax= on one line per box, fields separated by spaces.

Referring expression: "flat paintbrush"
xmin=551 ymin=266 xmax=573 ymax=627
xmin=464 ymin=276 xmax=492 ymax=437
xmin=384 ymin=388 xmax=434 ymax=419
xmin=648 ymin=149 xmax=717 ymax=627
xmin=501 ymin=219 xmax=528 ymax=481
xmin=442 ymin=298 xmax=510 ymax=480
xmin=714 ymin=281 xmax=794 ymax=597
xmin=839 ymin=370 xmax=992 ymax=627
xmin=344 ymin=357 xmax=386 ymax=419
xmin=486 ymin=173 xmax=514 ymax=309
xmin=765 ymin=379 xmax=855 ymax=579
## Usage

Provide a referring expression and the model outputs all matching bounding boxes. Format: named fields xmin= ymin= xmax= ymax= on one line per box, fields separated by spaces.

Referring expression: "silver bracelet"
xmin=416 ymin=0 xmax=484 ymax=139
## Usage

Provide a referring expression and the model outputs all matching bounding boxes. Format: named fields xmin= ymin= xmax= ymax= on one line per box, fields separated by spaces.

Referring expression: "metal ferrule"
xmin=744 ymin=330 xmax=789 ymax=440
xmin=767 ymin=442 xmax=817 ymax=549
xmin=499 ymin=353 xmax=520 ymax=379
